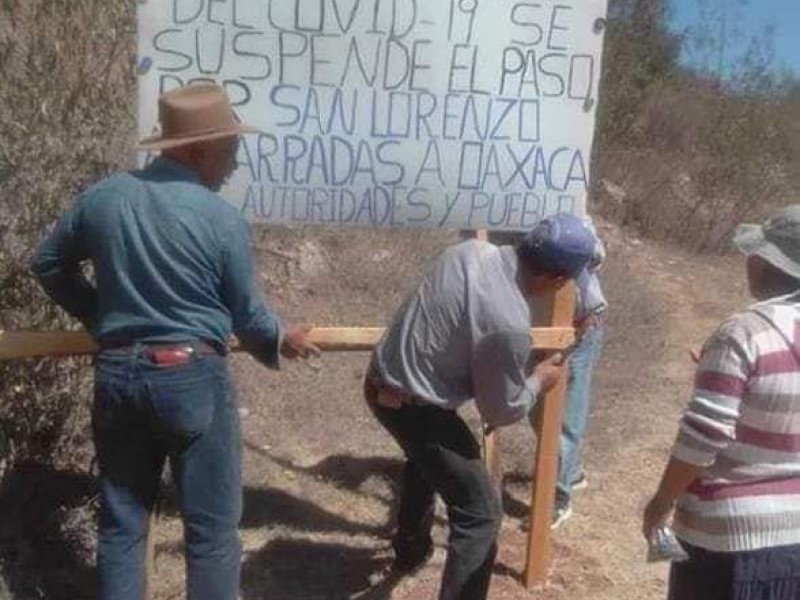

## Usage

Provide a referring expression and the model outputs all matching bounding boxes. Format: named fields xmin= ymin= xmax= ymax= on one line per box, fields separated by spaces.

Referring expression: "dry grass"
xmin=594 ymin=79 xmax=798 ymax=251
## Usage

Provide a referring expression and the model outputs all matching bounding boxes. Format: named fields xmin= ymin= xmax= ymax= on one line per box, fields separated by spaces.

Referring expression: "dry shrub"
xmin=595 ymin=79 xmax=796 ymax=250
xmin=0 ymin=0 xmax=134 ymax=595
xmin=0 ymin=0 xmax=134 ymax=475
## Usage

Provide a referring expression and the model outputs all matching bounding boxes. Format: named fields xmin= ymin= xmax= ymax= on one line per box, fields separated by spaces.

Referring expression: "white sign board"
xmin=138 ymin=0 xmax=608 ymax=230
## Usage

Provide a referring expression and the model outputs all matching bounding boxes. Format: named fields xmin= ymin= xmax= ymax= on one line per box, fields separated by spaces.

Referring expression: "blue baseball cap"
xmin=518 ymin=214 xmax=596 ymax=278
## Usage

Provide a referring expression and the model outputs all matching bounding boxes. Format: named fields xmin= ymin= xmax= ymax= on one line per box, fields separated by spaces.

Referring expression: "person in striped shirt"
xmin=642 ymin=205 xmax=800 ymax=599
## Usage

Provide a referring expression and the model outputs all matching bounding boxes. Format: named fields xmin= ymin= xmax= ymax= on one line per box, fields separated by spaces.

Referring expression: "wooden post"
xmin=144 ymin=510 xmax=156 ymax=600
xmin=482 ymin=424 xmax=503 ymax=488
xmin=523 ymin=282 xmax=576 ymax=587
xmin=470 ymin=230 xmax=503 ymax=484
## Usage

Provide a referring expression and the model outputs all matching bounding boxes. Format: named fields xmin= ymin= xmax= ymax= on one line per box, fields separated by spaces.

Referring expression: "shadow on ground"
xmin=0 ymin=464 xmax=96 ymax=600
xmin=0 ymin=453 xmax=412 ymax=599
xmin=156 ymin=452 xmax=405 ymax=538
xmin=241 ymin=537 xmax=403 ymax=600
xmin=501 ymin=471 xmax=534 ymax=520
xmin=256 ymin=450 xmax=404 ymax=499
xmin=240 ymin=486 xmax=388 ymax=536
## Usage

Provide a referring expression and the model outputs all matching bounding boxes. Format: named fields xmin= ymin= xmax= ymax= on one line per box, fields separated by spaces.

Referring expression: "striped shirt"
xmin=672 ymin=294 xmax=800 ymax=552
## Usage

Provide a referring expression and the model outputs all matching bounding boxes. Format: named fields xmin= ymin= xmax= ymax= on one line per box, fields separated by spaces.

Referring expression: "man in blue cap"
xmin=364 ymin=213 xmax=597 ymax=600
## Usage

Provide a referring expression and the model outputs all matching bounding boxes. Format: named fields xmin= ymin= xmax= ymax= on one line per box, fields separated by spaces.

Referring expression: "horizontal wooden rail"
xmin=0 ymin=327 xmax=575 ymax=360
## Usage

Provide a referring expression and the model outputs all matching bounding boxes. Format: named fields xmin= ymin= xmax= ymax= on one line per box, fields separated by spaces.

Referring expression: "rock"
xmin=371 ymin=249 xmax=392 ymax=262
xmin=599 ymin=179 xmax=627 ymax=206
xmin=297 ymin=241 xmax=327 ymax=278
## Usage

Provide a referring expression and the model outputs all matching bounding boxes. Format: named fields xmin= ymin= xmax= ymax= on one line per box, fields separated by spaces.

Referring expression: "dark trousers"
xmin=669 ymin=541 xmax=800 ymax=600
xmin=367 ymin=390 xmax=502 ymax=600
xmin=93 ymin=350 xmax=242 ymax=600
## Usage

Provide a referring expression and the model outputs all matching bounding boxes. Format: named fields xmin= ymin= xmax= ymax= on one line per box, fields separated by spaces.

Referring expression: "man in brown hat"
xmin=31 ymin=84 xmax=318 ymax=600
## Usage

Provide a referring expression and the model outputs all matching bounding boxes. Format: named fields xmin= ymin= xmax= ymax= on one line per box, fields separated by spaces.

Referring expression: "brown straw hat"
xmin=137 ymin=84 xmax=258 ymax=151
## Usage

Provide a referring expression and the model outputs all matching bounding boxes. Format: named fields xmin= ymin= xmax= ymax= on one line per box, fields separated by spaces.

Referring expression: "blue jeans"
xmin=557 ymin=323 xmax=604 ymax=501
xmin=92 ymin=349 xmax=242 ymax=600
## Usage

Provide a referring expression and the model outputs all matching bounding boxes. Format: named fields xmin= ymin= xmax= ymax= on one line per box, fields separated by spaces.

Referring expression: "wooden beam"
xmin=471 ymin=228 xmax=504 ymax=482
xmin=482 ymin=424 xmax=503 ymax=488
xmin=144 ymin=510 xmax=156 ymax=600
xmin=0 ymin=327 xmax=574 ymax=360
xmin=523 ymin=282 xmax=576 ymax=587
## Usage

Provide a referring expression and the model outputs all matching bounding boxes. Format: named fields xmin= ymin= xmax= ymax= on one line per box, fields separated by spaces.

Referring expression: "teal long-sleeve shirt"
xmin=31 ymin=156 xmax=281 ymax=367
